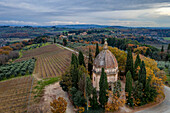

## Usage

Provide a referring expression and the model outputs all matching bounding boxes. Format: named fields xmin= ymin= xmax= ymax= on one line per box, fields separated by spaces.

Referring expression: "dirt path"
xmin=43 ymin=82 xmax=75 ymax=113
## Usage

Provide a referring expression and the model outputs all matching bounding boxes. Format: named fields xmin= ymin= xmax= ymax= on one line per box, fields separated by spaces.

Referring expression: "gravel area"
xmin=43 ymin=82 xmax=75 ymax=113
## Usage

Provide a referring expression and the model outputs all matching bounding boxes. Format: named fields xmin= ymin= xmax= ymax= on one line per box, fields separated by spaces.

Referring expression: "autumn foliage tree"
xmin=105 ymin=91 xmax=125 ymax=112
xmin=50 ymin=97 xmax=67 ymax=113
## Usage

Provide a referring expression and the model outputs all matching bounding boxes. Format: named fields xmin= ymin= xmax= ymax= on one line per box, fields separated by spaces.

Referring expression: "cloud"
xmin=0 ymin=20 xmax=39 ymax=25
xmin=0 ymin=0 xmax=170 ymax=27
xmin=46 ymin=21 xmax=87 ymax=25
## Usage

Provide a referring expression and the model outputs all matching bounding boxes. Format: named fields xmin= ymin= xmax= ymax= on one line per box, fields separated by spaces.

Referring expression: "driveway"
xmin=43 ymin=82 xmax=75 ymax=113
xmin=136 ymin=86 xmax=170 ymax=113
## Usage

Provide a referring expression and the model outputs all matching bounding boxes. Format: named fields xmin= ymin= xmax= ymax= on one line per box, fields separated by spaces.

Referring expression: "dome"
xmin=94 ymin=39 xmax=118 ymax=69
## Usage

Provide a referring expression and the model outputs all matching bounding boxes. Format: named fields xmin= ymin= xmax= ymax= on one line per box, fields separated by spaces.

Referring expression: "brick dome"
xmin=94 ymin=39 xmax=118 ymax=69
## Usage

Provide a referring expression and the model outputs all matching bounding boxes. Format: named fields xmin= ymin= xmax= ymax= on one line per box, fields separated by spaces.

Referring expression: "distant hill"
xmin=0 ymin=24 xmax=169 ymax=29
xmin=54 ymin=24 xmax=109 ymax=29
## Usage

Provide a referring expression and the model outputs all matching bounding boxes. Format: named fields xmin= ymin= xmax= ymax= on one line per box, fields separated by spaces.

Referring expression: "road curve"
xmin=136 ymin=86 xmax=170 ymax=113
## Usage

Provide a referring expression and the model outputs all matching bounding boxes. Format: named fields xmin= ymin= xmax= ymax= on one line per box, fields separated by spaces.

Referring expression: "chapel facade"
xmin=92 ymin=39 xmax=119 ymax=91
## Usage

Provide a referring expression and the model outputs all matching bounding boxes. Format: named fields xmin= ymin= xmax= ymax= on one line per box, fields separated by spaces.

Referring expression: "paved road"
xmin=136 ymin=86 xmax=170 ymax=113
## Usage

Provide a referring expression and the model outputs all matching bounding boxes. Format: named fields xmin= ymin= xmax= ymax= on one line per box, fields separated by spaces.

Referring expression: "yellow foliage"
xmin=50 ymin=97 xmax=67 ymax=113
xmin=78 ymin=107 xmax=85 ymax=113
xmin=108 ymin=47 xmax=127 ymax=72
xmin=133 ymin=54 xmax=165 ymax=100
xmin=105 ymin=91 xmax=125 ymax=112
xmin=133 ymin=46 xmax=148 ymax=54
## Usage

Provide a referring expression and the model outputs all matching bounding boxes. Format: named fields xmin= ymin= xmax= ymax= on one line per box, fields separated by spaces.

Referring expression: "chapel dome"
xmin=93 ymin=39 xmax=118 ymax=69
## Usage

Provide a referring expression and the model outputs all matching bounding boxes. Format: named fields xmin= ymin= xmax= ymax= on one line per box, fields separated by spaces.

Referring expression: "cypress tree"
xmin=70 ymin=54 xmax=79 ymax=88
xmin=134 ymin=54 xmax=141 ymax=80
xmin=70 ymin=64 xmax=79 ymax=89
xmin=95 ymin=43 xmax=99 ymax=57
xmin=71 ymin=53 xmax=79 ymax=67
xmin=63 ymin=38 xmax=67 ymax=46
xmin=161 ymin=45 xmax=164 ymax=52
xmin=78 ymin=51 xmax=86 ymax=67
xmin=99 ymin=68 xmax=108 ymax=108
xmin=125 ymin=48 xmax=134 ymax=79
xmin=88 ymin=48 xmax=93 ymax=79
xmin=54 ymin=37 xmax=56 ymax=43
xmin=145 ymin=48 xmax=151 ymax=56
xmin=138 ymin=61 xmax=146 ymax=89
xmin=125 ymin=71 xmax=133 ymax=105
xmin=85 ymin=76 xmax=93 ymax=110
xmin=101 ymin=38 xmax=105 ymax=44
xmin=90 ymin=88 xmax=99 ymax=110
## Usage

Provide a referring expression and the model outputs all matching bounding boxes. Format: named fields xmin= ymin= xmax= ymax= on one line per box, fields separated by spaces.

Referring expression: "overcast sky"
xmin=0 ymin=0 xmax=170 ymax=27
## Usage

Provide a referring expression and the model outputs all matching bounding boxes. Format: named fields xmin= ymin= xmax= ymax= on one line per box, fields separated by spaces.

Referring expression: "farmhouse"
xmin=92 ymin=39 xmax=119 ymax=91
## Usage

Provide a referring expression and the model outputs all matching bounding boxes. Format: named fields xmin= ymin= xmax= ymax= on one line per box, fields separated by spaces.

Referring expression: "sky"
xmin=0 ymin=0 xmax=170 ymax=27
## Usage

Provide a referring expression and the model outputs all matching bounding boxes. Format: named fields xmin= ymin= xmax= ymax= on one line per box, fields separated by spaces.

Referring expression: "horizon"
xmin=0 ymin=0 xmax=170 ymax=27
xmin=0 ymin=24 xmax=170 ymax=28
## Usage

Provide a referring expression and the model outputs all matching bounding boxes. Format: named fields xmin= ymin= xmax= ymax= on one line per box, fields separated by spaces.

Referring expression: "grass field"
xmin=0 ymin=76 xmax=36 ymax=113
xmin=163 ymin=37 xmax=170 ymax=40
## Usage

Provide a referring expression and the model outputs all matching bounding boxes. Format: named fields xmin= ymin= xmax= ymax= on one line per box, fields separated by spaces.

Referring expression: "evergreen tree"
xmin=125 ymin=71 xmax=133 ymax=106
xmin=168 ymin=44 xmax=170 ymax=54
xmin=88 ymin=48 xmax=93 ymax=79
xmin=85 ymin=76 xmax=93 ymax=110
xmin=78 ymin=51 xmax=86 ymax=67
xmin=125 ymin=48 xmax=134 ymax=79
xmin=71 ymin=53 xmax=79 ymax=67
xmin=78 ymin=66 xmax=88 ymax=93
xmin=145 ymin=48 xmax=151 ymax=56
xmin=70 ymin=64 xmax=79 ymax=89
xmin=133 ymin=81 xmax=143 ymax=106
xmin=101 ymin=38 xmax=105 ymax=44
xmin=63 ymin=38 xmax=67 ymax=46
xmin=95 ymin=43 xmax=99 ymax=57
xmin=161 ymin=45 xmax=164 ymax=52
xmin=99 ymin=68 xmax=108 ymax=108
xmin=134 ymin=54 xmax=141 ymax=80
xmin=168 ymin=44 xmax=170 ymax=50
xmin=90 ymin=88 xmax=99 ymax=110
xmin=54 ymin=37 xmax=56 ymax=43
xmin=142 ymin=76 xmax=158 ymax=104
xmin=138 ymin=61 xmax=146 ymax=89
xmin=70 ymin=54 xmax=79 ymax=89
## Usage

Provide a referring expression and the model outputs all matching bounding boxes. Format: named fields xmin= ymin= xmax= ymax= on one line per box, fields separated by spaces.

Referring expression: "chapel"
xmin=92 ymin=39 xmax=119 ymax=91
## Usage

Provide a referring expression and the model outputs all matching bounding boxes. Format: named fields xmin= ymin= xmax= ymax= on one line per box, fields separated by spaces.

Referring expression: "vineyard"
xmin=0 ymin=59 xmax=35 ymax=81
xmin=0 ymin=76 xmax=35 ymax=113
xmin=15 ymin=44 xmax=72 ymax=78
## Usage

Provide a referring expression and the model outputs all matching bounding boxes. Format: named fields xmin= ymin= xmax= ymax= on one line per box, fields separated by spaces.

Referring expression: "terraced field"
xmin=15 ymin=44 xmax=72 ymax=78
xmin=0 ymin=76 xmax=35 ymax=113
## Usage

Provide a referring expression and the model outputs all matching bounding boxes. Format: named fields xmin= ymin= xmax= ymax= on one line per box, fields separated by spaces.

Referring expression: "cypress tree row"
xmin=95 ymin=43 xmax=99 ymax=57
xmin=138 ymin=61 xmax=146 ymax=89
xmin=88 ymin=48 xmax=93 ymax=79
xmin=125 ymin=48 xmax=134 ymax=79
xmin=99 ymin=68 xmax=108 ymax=108
xmin=134 ymin=54 xmax=141 ymax=80
xmin=78 ymin=51 xmax=86 ymax=67
xmin=125 ymin=71 xmax=133 ymax=106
